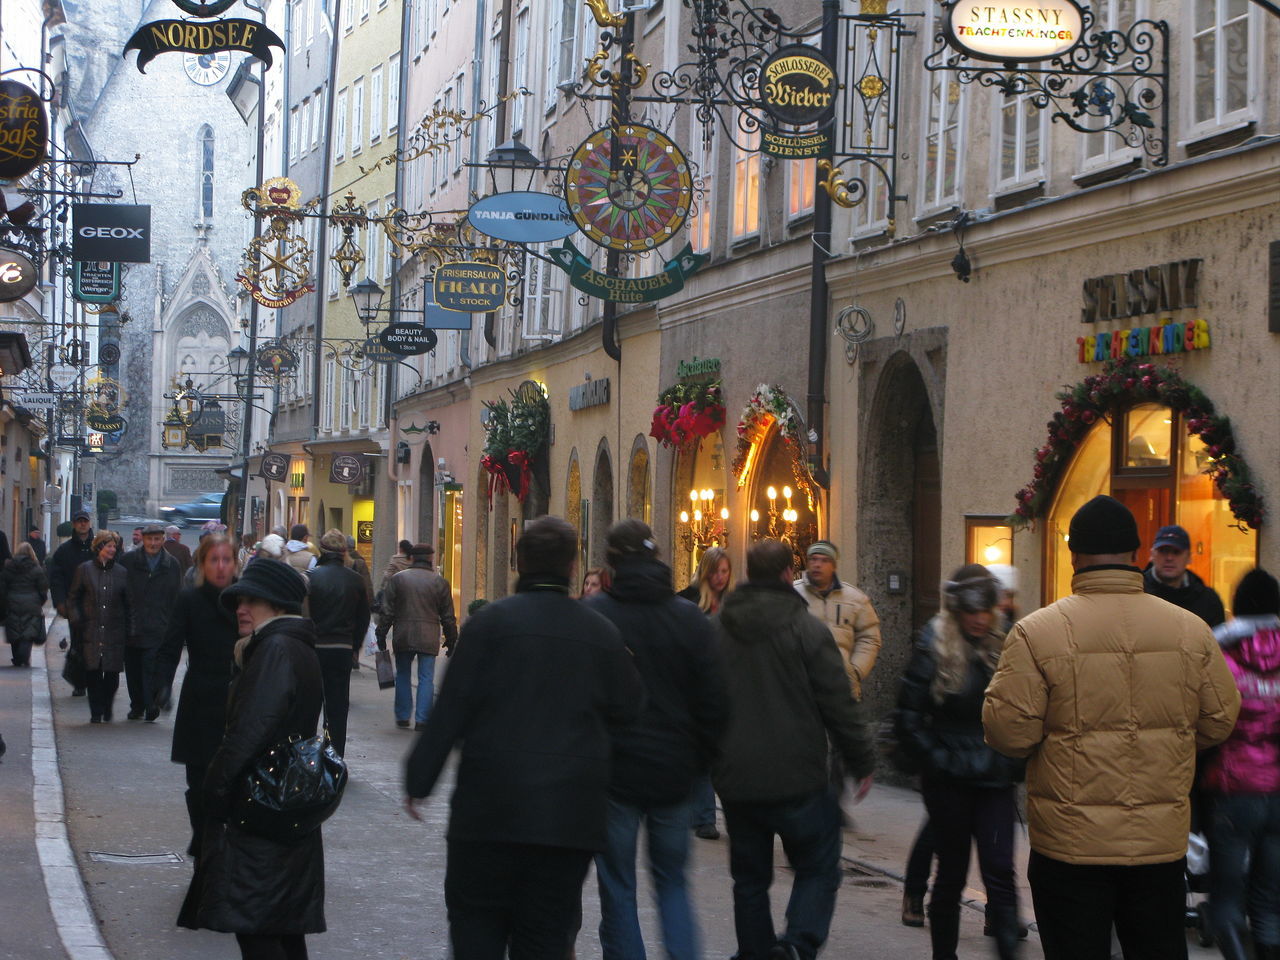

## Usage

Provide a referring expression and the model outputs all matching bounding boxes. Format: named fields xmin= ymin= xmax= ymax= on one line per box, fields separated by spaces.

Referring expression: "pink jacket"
xmin=1204 ymin=616 xmax=1280 ymax=794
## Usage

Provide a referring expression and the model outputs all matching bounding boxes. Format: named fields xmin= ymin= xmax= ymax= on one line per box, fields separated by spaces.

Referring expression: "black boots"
xmin=984 ymin=904 xmax=1024 ymax=960
xmin=901 ymin=892 xmax=925 ymax=927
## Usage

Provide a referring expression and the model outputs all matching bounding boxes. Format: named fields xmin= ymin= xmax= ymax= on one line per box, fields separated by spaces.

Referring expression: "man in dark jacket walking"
xmin=405 ymin=516 xmax=644 ymax=960
xmin=120 ymin=523 xmax=183 ymax=720
xmin=376 ymin=543 xmax=457 ymax=729
xmin=584 ymin=520 xmax=726 ymax=960
xmin=306 ymin=529 xmax=371 ymax=755
xmin=714 ymin=539 xmax=876 ymax=960
xmin=48 ymin=510 xmax=95 ymax=695
xmin=1143 ymin=524 xmax=1226 ymax=627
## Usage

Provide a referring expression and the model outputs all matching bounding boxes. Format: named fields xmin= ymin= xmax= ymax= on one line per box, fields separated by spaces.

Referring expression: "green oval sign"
xmin=434 ymin=262 xmax=506 ymax=313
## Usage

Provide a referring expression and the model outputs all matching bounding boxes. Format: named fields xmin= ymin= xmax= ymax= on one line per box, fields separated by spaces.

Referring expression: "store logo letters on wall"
xmin=943 ymin=0 xmax=1085 ymax=63
xmin=125 ymin=16 xmax=286 ymax=73
xmin=0 ymin=80 xmax=48 ymax=180
xmin=758 ymin=45 xmax=836 ymax=159
xmin=549 ymin=240 xmax=708 ymax=304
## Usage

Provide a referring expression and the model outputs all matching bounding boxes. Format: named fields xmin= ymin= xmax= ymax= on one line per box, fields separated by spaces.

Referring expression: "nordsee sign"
xmin=466 ymin=192 xmax=578 ymax=244
xmin=943 ymin=0 xmax=1085 ymax=63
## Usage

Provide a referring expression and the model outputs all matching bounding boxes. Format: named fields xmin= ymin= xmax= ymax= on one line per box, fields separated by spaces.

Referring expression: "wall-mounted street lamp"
xmin=348 ymin=277 xmax=385 ymax=324
xmin=482 ymin=139 xmax=540 ymax=195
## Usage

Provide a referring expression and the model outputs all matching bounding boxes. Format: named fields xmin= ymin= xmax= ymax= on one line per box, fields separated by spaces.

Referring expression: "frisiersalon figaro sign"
xmin=943 ymin=0 xmax=1085 ymax=63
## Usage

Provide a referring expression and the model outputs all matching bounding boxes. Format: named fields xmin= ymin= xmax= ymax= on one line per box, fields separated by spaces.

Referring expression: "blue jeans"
xmin=595 ymin=796 xmax=700 ymax=960
xmin=721 ymin=789 xmax=841 ymax=960
xmin=394 ymin=651 xmax=436 ymax=725
xmin=1208 ymin=791 xmax=1280 ymax=955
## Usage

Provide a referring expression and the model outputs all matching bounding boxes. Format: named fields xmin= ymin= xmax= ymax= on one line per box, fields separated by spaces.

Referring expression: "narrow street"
xmin=2 ymin=615 xmax=1224 ymax=960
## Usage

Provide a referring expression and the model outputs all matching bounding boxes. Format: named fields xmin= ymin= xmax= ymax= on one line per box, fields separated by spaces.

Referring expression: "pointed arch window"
xmin=199 ymin=125 xmax=215 ymax=221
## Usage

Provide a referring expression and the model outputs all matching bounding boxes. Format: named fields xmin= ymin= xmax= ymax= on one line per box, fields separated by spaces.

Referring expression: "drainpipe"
xmin=805 ymin=0 xmax=837 ymax=491
xmin=386 ymin=0 xmax=414 ymax=485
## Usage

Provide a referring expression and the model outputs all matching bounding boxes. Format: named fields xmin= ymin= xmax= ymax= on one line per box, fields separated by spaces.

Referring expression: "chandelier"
xmin=678 ymin=487 xmax=728 ymax=553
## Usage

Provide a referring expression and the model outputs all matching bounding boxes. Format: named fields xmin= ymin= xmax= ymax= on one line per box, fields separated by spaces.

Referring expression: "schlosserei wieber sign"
xmin=757 ymin=44 xmax=837 ymax=159
xmin=434 ymin=262 xmax=506 ymax=313
xmin=943 ymin=0 xmax=1085 ymax=63
xmin=466 ymin=192 xmax=578 ymax=244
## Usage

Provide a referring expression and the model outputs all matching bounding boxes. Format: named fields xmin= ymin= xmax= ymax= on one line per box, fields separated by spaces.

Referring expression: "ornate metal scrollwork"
xmin=328 ymin=191 xmax=368 ymax=287
xmin=924 ymin=15 xmax=1170 ymax=167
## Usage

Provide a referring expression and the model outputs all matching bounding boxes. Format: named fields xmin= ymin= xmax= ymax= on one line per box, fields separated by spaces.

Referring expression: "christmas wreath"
xmin=481 ymin=388 xmax=550 ymax=506
xmin=649 ymin=379 xmax=727 ymax=448
xmin=731 ymin=383 xmax=815 ymax=510
xmin=1012 ymin=357 xmax=1263 ymax=530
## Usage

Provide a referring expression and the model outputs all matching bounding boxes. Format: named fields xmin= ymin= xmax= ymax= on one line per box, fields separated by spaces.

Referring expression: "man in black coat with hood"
xmin=584 ymin=519 xmax=725 ymax=960
xmin=405 ymin=515 xmax=644 ymax=959
xmin=306 ymin=529 xmax=370 ymax=756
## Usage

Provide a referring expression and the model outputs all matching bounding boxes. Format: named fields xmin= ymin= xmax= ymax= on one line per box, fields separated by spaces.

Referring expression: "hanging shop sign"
xmin=434 ymin=262 xmax=506 ymax=312
xmin=677 ymin=356 xmax=722 ymax=379
xmin=564 ymin=125 xmax=693 ymax=252
xmin=259 ymin=451 xmax=290 ymax=482
xmin=361 ymin=337 xmax=398 ymax=364
xmin=761 ymin=128 xmax=832 ymax=159
xmin=71 ymin=204 xmax=152 ymax=263
xmin=124 ymin=19 xmax=286 ymax=73
xmin=0 ymin=80 xmax=48 ymax=180
xmin=0 ymin=244 xmax=38 ymax=302
xmin=1076 ymin=318 xmax=1211 ymax=364
xmin=759 ymin=44 xmax=838 ymax=127
xmin=943 ymin=0 xmax=1085 ymax=63
xmin=255 ymin=341 xmax=299 ymax=378
xmin=99 ymin=342 xmax=121 ymax=366
xmin=19 ymin=393 xmax=57 ymax=408
xmin=379 ymin=322 xmax=438 ymax=356
xmin=569 ymin=377 xmax=610 ymax=412
xmin=86 ymin=412 xmax=126 ymax=433
xmin=169 ymin=0 xmax=239 ymax=16
xmin=1081 ymin=259 xmax=1201 ymax=324
xmin=422 ymin=282 xmax=472 ymax=331
xmin=330 ymin=453 xmax=366 ymax=485
xmin=73 ymin=261 xmax=121 ymax=304
xmin=549 ymin=239 xmax=708 ymax=304
xmin=466 ymin=191 xmax=578 ymax=244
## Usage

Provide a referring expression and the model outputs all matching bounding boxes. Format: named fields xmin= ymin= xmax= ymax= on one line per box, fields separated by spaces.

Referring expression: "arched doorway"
xmin=626 ymin=436 xmax=652 ymax=526
xmin=591 ymin=441 xmax=613 ymax=566
xmin=418 ymin=443 xmax=435 ymax=547
xmin=566 ymin=451 xmax=585 ymax=577
xmin=745 ymin=424 xmax=820 ymax=572
xmin=858 ymin=351 xmax=942 ymax=712
xmin=1044 ymin=402 xmax=1255 ymax=610
xmin=672 ymin=431 xmax=729 ymax=588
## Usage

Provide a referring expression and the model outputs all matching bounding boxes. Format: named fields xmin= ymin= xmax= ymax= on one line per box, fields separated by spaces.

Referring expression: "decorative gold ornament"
xmin=328 ymin=191 xmax=368 ymax=287
xmin=584 ymin=0 xmax=626 ymax=29
xmin=817 ymin=159 xmax=863 ymax=210
xmin=86 ymin=375 xmax=126 ymax=418
xmin=858 ymin=75 xmax=887 ymax=99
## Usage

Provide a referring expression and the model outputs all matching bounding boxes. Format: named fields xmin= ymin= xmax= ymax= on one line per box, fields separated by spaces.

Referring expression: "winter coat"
xmin=163 ymin=538 xmax=193 ymax=573
xmin=584 ymin=555 xmax=726 ymax=806
xmin=1203 ymin=615 xmax=1280 ymax=795
xmin=1 ymin=555 xmax=48 ymax=647
xmin=67 ymin=557 xmax=130 ymax=673
xmin=26 ymin=535 xmax=45 ymax=564
xmin=380 ymin=553 xmax=411 ymax=591
xmin=182 ymin=615 xmax=325 ymax=935
xmin=712 ymin=580 xmax=876 ymax=804
xmin=120 ymin=547 xmax=183 ymax=649
xmin=376 ymin=562 xmax=457 ymax=655
xmin=894 ymin=617 xmax=1024 ymax=788
xmin=156 ymin=582 xmax=239 ymax=767
xmin=348 ymin=552 xmax=374 ymax=604
xmin=1143 ymin=566 xmax=1226 ymax=628
xmin=794 ymin=574 xmax=882 ymax=698
xmin=405 ymin=575 xmax=644 ymax=852
xmin=284 ymin=540 xmax=316 ymax=574
xmin=307 ymin=553 xmax=370 ymax=652
xmin=983 ymin=566 xmax=1241 ymax=865
xmin=47 ymin=532 xmax=94 ymax=610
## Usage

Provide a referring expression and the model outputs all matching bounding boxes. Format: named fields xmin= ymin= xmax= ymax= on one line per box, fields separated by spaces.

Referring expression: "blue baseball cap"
xmin=1152 ymin=525 xmax=1191 ymax=551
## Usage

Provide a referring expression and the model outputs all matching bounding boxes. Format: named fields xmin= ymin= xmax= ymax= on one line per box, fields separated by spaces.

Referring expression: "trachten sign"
xmin=569 ymin=377 xmax=610 ymax=412
xmin=73 ymin=261 xmax=121 ymax=304
xmin=0 ymin=80 xmax=48 ymax=180
xmin=330 ymin=454 xmax=366 ymax=485
xmin=434 ymin=262 xmax=505 ymax=312
xmin=943 ymin=0 xmax=1085 ymax=63
xmin=379 ymin=322 xmax=438 ymax=356
xmin=1077 ymin=319 xmax=1210 ymax=364
xmin=0 ymin=244 xmax=38 ymax=302
xmin=548 ymin=240 xmax=708 ymax=304
xmin=124 ymin=19 xmax=286 ymax=73
xmin=759 ymin=45 xmax=837 ymax=127
xmin=72 ymin=204 xmax=152 ymax=263
xmin=259 ymin=451 xmax=290 ymax=482
xmin=467 ymin=192 xmax=578 ymax=244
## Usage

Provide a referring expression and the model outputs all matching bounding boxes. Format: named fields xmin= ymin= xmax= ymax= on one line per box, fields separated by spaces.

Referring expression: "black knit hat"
xmin=1068 ymin=495 xmax=1140 ymax=555
xmin=220 ymin=558 xmax=308 ymax=615
xmin=1233 ymin=568 xmax=1280 ymax=617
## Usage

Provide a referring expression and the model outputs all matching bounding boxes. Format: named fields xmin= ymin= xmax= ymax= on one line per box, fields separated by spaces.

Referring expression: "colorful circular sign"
xmin=0 ymin=245 xmax=38 ymax=303
xmin=466 ymin=191 xmax=578 ymax=244
xmin=255 ymin=341 xmax=300 ymax=378
xmin=0 ymin=81 xmax=48 ymax=180
xmin=759 ymin=44 xmax=838 ymax=127
xmin=943 ymin=0 xmax=1085 ymax=63
xmin=564 ymin=124 xmax=693 ymax=252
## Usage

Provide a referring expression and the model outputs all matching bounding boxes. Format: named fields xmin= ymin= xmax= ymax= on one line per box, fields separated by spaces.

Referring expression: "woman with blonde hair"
xmin=894 ymin=564 xmax=1025 ymax=960
xmin=677 ymin=545 xmax=732 ymax=614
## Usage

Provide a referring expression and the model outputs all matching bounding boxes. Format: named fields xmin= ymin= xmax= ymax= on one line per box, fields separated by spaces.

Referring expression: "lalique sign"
xmin=943 ymin=0 xmax=1085 ymax=62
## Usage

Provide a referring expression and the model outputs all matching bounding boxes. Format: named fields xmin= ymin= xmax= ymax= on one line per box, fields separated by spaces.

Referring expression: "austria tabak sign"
xmin=943 ymin=0 xmax=1085 ymax=62
xmin=124 ymin=19 xmax=286 ymax=72
xmin=0 ymin=80 xmax=48 ymax=180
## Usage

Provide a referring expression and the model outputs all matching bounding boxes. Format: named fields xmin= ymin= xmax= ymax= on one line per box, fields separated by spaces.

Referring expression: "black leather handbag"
xmin=234 ymin=726 xmax=348 ymax=842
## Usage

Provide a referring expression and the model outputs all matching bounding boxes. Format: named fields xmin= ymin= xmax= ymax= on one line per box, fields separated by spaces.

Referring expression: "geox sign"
xmin=71 ymin=204 xmax=152 ymax=263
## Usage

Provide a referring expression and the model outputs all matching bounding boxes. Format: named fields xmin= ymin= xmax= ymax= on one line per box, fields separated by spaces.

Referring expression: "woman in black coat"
xmin=894 ymin=564 xmax=1026 ymax=960
xmin=178 ymin=558 xmax=325 ymax=960
xmin=155 ymin=534 xmax=238 ymax=858
xmin=67 ymin=531 xmax=129 ymax=723
xmin=2 ymin=542 xmax=49 ymax=666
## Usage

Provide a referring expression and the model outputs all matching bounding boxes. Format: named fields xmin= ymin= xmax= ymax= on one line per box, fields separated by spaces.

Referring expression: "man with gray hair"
xmin=162 ymin=525 xmax=192 ymax=573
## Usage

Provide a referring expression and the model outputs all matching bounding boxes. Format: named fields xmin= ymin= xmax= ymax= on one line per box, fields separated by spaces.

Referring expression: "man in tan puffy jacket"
xmin=984 ymin=495 xmax=1240 ymax=960
xmin=793 ymin=540 xmax=881 ymax=699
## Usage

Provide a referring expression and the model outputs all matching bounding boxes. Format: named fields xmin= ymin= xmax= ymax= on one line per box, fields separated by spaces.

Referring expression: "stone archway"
xmin=591 ymin=439 xmax=614 ymax=567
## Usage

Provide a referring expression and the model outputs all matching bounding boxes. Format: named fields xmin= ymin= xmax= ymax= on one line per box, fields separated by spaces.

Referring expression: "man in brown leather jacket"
xmin=376 ymin=543 xmax=457 ymax=730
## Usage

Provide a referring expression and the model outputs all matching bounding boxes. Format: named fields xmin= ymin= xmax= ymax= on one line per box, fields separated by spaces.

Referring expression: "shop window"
xmin=747 ymin=429 xmax=818 ymax=572
xmin=674 ymin=431 xmax=730 ymax=588
xmin=966 ymin=518 xmax=1013 ymax=567
xmin=626 ymin=439 xmax=652 ymax=526
xmin=1044 ymin=404 xmax=1254 ymax=611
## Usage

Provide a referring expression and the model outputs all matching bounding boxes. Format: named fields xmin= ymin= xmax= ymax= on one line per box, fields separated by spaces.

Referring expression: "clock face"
xmin=564 ymin=124 xmax=693 ymax=252
xmin=183 ymin=51 xmax=232 ymax=86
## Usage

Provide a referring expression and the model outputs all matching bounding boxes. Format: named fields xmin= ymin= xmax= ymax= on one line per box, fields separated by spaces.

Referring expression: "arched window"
xmin=199 ymin=125 xmax=215 ymax=220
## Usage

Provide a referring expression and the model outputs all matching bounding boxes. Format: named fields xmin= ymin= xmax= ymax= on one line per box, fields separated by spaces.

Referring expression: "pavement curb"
xmin=30 ymin=640 xmax=115 ymax=960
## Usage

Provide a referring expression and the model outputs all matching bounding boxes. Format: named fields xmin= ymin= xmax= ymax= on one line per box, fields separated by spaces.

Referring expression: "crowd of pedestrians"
xmin=4 ymin=490 xmax=1279 ymax=960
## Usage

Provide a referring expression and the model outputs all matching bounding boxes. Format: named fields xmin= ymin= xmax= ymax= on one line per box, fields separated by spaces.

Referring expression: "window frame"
xmin=730 ymin=127 xmax=761 ymax=241
xmin=992 ymin=87 xmax=1048 ymax=195
xmin=350 ymin=78 xmax=365 ymax=156
xmin=333 ymin=88 xmax=348 ymax=161
xmin=369 ymin=67 xmax=384 ymax=145
xmin=1182 ymin=0 xmax=1258 ymax=143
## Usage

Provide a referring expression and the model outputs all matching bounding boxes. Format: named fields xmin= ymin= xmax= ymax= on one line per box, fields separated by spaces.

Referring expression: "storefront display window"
xmin=966 ymin=518 xmax=1013 ymax=567
xmin=439 ymin=485 xmax=463 ymax=615
xmin=627 ymin=440 xmax=652 ymax=526
xmin=747 ymin=429 xmax=818 ymax=571
xmin=1045 ymin=404 xmax=1254 ymax=610
xmin=674 ymin=432 xmax=730 ymax=587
